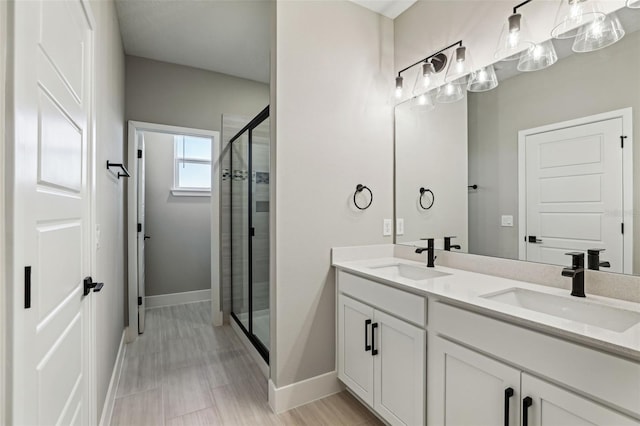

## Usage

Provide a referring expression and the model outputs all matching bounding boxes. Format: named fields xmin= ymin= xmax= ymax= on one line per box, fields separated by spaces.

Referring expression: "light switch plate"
xmin=501 ymin=215 xmax=514 ymax=227
xmin=383 ymin=219 xmax=393 ymax=236
xmin=396 ymin=218 xmax=404 ymax=236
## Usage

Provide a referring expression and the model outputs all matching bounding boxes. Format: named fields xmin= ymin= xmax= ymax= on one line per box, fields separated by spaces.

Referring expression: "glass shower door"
xmin=251 ymin=118 xmax=270 ymax=351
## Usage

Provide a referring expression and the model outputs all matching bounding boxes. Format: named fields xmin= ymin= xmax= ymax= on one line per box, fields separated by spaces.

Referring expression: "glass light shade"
xmin=494 ymin=13 xmax=535 ymax=61
xmin=517 ymin=40 xmax=558 ymax=72
xmin=412 ymin=61 xmax=436 ymax=96
xmin=395 ymin=76 xmax=403 ymax=99
xmin=445 ymin=46 xmax=474 ymax=84
xmin=467 ymin=65 xmax=499 ymax=92
xmin=572 ymin=12 xmax=625 ymax=53
xmin=410 ymin=91 xmax=436 ymax=112
xmin=551 ymin=0 xmax=605 ymax=39
xmin=628 ymin=0 xmax=640 ymax=8
xmin=436 ymin=80 xmax=465 ymax=103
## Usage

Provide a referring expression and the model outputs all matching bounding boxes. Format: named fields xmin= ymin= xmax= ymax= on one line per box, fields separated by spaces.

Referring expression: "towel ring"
xmin=353 ymin=184 xmax=373 ymax=210
xmin=419 ymin=187 xmax=434 ymax=210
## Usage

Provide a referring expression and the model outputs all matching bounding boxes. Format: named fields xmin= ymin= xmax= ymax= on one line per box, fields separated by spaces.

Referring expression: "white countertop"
xmin=332 ymin=256 xmax=640 ymax=360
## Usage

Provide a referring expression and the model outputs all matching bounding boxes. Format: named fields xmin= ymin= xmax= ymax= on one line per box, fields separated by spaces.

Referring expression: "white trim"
xmin=98 ymin=330 xmax=126 ymax=426
xmin=517 ymin=108 xmax=634 ymax=274
xmin=230 ymin=318 xmax=269 ymax=379
xmin=127 ymin=121 xmax=222 ymax=341
xmin=0 ymin=0 xmax=7 ymax=421
xmin=145 ymin=289 xmax=211 ymax=309
xmin=170 ymin=188 xmax=211 ymax=197
xmin=268 ymin=371 xmax=343 ymax=414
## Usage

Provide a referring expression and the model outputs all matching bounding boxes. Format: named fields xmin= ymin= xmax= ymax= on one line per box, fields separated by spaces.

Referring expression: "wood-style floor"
xmin=110 ymin=301 xmax=382 ymax=425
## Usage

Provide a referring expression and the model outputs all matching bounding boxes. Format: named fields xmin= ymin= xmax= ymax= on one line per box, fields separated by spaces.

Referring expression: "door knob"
xmin=83 ymin=277 xmax=104 ymax=296
xmin=144 ymin=235 xmax=151 ymax=240
xmin=527 ymin=236 xmax=542 ymax=243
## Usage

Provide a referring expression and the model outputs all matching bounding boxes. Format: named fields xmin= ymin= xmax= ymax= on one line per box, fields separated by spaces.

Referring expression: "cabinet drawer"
xmin=338 ymin=270 xmax=426 ymax=327
xmin=432 ymin=302 xmax=640 ymax=417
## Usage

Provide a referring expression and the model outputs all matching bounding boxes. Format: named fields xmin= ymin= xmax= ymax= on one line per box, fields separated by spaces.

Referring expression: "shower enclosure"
xmin=229 ymin=106 xmax=270 ymax=362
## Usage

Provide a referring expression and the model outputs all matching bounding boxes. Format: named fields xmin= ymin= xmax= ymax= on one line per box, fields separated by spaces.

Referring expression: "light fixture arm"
xmin=512 ymin=0 xmax=533 ymax=14
xmin=397 ymin=40 xmax=463 ymax=77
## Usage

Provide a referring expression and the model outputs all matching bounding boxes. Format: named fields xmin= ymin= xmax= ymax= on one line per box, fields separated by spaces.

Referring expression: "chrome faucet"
xmin=415 ymin=238 xmax=436 ymax=268
xmin=562 ymin=252 xmax=586 ymax=297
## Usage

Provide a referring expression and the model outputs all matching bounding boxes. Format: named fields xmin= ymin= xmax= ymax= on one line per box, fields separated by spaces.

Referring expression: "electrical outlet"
xmin=396 ymin=218 xmax=405 ymax=236
xmin=383 ymin=219 xmax=393 ymax=236
xmin=501 ymin=215 xmax=514 ymax=227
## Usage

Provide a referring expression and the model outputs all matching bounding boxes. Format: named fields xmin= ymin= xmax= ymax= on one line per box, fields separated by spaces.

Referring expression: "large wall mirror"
xmin=395 ymin=6 xmax=639 ymax=277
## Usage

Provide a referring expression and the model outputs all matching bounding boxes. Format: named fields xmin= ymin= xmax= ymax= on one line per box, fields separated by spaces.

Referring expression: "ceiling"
xmin=115 ymin=0 xmax=416 ymax=84
xmin=115 ymin=0 xmax=271 ymax=83
xmin=349 ymin=0 xmax=416 ymax=19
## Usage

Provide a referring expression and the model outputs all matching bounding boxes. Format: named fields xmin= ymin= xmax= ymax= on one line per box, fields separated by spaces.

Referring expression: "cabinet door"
xmin=338 ymin=294 xmax=375 ymax=406
xmin=428 ymin=336 xmax=521 ymax=426
xmin=521 ymin=373 xmax=640 ymax=426
xmin=373 ymin=309 xmax=426 ymax=426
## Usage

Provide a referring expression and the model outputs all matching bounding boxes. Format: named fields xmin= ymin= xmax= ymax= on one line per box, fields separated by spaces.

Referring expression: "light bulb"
xmin=508 ymin=31 xmax=520 ymax=48
xmin=417 ymin=94 xmax=427 ymax=105
xmin=395 ymin=76 xmax=403 ymax=99
xmin=570 ymin=2 xmax=583 ymax=19
xmin=446 ymin=83 xmax=454 ymax=95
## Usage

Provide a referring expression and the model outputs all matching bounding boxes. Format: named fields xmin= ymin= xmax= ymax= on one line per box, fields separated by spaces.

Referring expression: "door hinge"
xmin=24 ymin=266 xmax=32 ymax=309
xmin=622 ymin=223 xmax=625 ymax=234
xmin=621 ymin=135 xmax=627 ymax=148
xmin=138 ymin=296 xmax=142 ymax=306
xmin=137 ymin=223 xmax=142 ymax=233
xmin=137 ymin=149 xmax=142 ymax=159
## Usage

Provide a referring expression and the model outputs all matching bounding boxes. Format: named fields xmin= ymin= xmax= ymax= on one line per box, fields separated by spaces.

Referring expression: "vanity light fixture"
xmin=551 ymin=0 xmax=605 ymax=39
xmin=411 ymin=91 xmax=436 ymax=112
xmin=444 ymin=45 xmax=474 ymax=84
xmin=467 ymin=65 xmax=499 ymax=92
xmin=517 ymin=40 xmax=558 ymax=71
xmin=435 ymin=80 xmax=465 ymax=103
xmin=394 ymin=40 xmax=460 ymax=102
xmin=494 ymin=0 xmax=535 ymax=61
xmin=412 ymin=60 xmax=436 ymax=96
xmin=395 ymin=76 xmax=404 ymax=99
xmin=572 ymin=11 xmax=625 ymax=53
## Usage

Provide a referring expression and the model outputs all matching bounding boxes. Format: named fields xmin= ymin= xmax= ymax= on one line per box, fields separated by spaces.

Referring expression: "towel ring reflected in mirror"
xmin=419 ymin=187 xmax=434 ymax=210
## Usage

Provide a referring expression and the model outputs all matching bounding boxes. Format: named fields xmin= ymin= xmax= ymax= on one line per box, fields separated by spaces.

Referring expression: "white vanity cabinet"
xmin=337 ymin=271 xmax=426 ymax=426
xmin=429 ymin=302 xmax=640 ymax=426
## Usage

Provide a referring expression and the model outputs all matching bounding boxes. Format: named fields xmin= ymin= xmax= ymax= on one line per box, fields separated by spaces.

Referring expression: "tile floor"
xmin=110 ymin=302 xmax=381 ymax=425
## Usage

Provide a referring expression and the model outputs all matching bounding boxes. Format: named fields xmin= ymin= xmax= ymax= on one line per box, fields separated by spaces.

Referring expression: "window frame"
xmin=172 ymin=135 xmax=213 ymax=196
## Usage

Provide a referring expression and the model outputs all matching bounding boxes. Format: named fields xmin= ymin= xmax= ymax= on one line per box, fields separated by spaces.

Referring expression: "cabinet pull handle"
xmin=371 ymin=322 xmax=378 ymax=356
xmin=365 ymin=319 xmax=372 ymax=351
xmin=504 ymin=387 xmax=514 ymax=426
xmin=523 ymin=396 xmax=533 ymax=426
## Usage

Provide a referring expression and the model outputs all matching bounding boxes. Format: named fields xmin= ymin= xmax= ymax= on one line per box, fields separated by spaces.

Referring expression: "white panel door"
xmin=428 ymin=336 xmax=521 ymax=426
xmin=524 ymin=118 xmax=623 ymax=272
xmin=373 ymin=309 xmax=425 ymax=426
xmin=137 ymin=133 xmax=146 ymax=333
xmin=521 ymin=373 xmax=640 ymax=426
xmin=338 ymin=295 xmax=374 ymax=406
xmin=12 ymin=0 xmax=94 ymax=425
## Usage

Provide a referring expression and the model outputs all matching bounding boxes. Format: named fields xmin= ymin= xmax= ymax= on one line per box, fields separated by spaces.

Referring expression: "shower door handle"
xmin=250 ymin=227 xmax=255 ymax=237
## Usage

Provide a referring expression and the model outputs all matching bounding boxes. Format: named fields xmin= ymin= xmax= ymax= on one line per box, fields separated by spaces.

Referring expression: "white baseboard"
xmin=230 ymin=318 xmax=269 ymax=379
xmin=99 ymin=330 xmax=126 ymax=426
xmin=268 ymin=370 xmax=344 ymax=413
xmin=145 ymin=289 xmax=211 ymax=308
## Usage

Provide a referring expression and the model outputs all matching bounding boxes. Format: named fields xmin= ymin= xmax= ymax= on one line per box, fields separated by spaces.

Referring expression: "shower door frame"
xmin=229 ymin=105 xmax=270 ymax=363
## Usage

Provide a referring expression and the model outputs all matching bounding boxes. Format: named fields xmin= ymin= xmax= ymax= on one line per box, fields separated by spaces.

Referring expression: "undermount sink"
xmin=368 ymin=263 xmax=450 ymax=281
xmin=482 ymin=288 xmax=640 ymax=332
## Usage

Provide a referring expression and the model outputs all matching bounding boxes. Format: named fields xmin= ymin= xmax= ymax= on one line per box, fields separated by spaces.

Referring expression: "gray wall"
xmin=468 ymin=30 xmax=640 ymax=275
xmin=91 ymin=0 xmax=126 ymax=420
xmin=273 ymin=0 xmax=394 ymax=388
xmin=125 ymin=55 xmax=269 ymax=133
xmin=143 ymin=131 xmax=212 ymax=296
xmin=125 ymin=56 xmax=269 ymax=301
